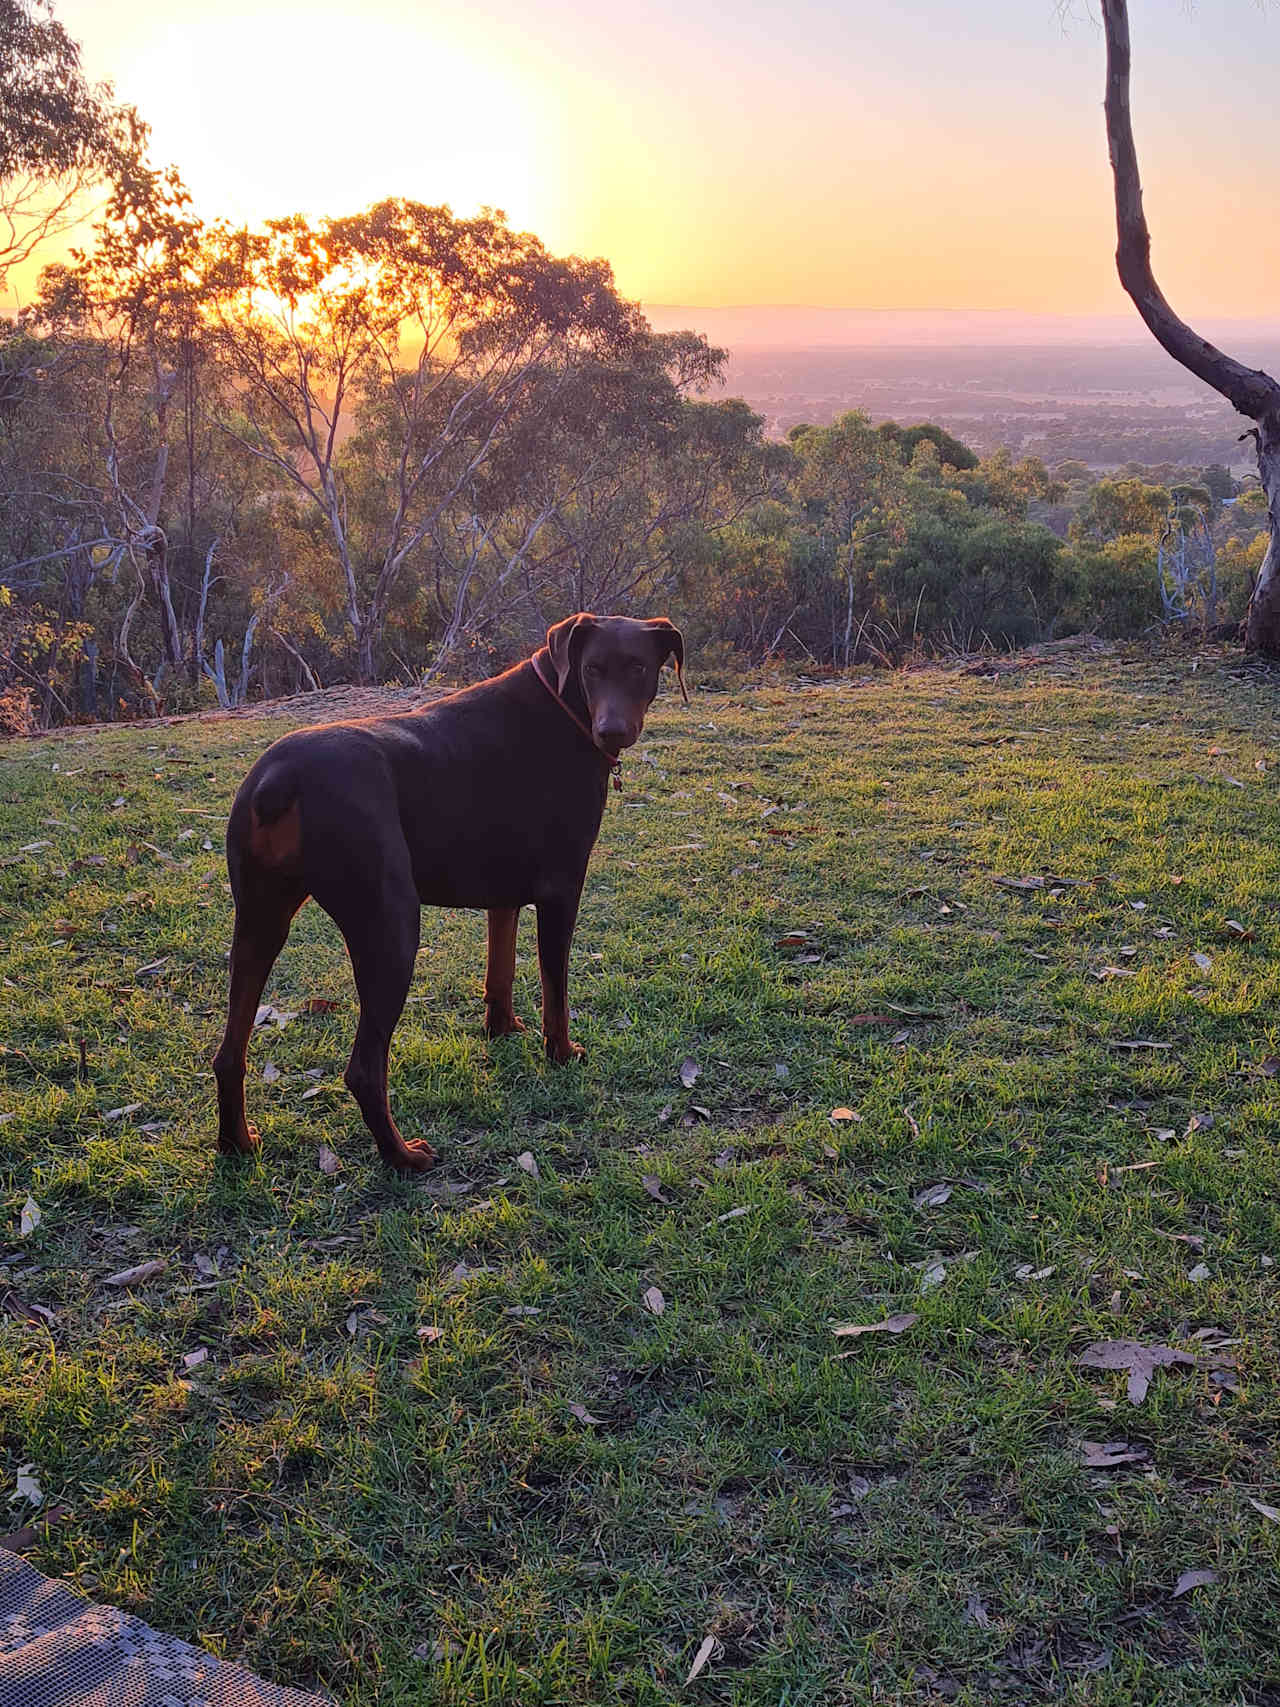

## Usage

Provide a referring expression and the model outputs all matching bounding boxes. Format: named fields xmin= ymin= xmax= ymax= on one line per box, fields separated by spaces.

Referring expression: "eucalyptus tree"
xmin=201 ymin=200 xmax=644 ymax=681
xmin=0 ymin=0 xmax=135 ymax=287
xmin=1100 ymin=0 xmax=1280 ymax=651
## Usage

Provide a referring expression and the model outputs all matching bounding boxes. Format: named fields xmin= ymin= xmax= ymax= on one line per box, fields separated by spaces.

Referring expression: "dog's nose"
xmin=594 ymin=718 xmax=634 ymax=753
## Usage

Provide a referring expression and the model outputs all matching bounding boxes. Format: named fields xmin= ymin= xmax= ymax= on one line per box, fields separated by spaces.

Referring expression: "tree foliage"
xmin=0 ymin=0 xmax=137 ymax=283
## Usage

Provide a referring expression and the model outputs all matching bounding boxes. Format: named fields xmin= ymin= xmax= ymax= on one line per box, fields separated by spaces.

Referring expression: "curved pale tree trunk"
xmin=1101 ymin=0 xmax=1280 ymax=653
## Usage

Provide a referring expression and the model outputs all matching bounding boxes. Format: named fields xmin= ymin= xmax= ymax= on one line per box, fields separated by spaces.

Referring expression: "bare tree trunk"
xmin=1244 ymin=421 xmax=1280 ymax=651
xmin=194 ymin=538 xmax=219 ymax=678
xmin=117 ymin=564 xmax=159 ymax=715
xmin=270 ymin=628 xmax=321 ymax=693
xmin=1101 ymin=0 xmax=1280 ymax=654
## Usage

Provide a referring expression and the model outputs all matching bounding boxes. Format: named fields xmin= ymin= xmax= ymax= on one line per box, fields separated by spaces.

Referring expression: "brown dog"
xmin=212 ymin=613 xmax=686 ymax=1171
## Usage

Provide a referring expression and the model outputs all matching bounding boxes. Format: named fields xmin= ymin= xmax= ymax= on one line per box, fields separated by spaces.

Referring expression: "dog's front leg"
xmin=535 ymin=890 xmax=585 ymax=1063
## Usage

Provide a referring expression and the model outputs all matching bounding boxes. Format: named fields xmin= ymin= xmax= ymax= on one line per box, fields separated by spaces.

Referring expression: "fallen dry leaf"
xmin=642 ymin=1285 xmax=666 ymax=1315
xmin=1077 ymin=1338 xmax=1198 ymax=1404
xmin=2 ymin=1292 xmax=56 ymax=1327
xmin=182 ymin=1347 xmax=208 ymax=1369
xmin=965 ymin=1592 xmax=991 ymax=1629
xmin=1192 ymin=952 xmax=1213 ymax=973
xmin=642 ymin=1174 xmax=670 ymax=1203
xmin=515 ymin=1150 xmax=541 ymax=1179
xmin=686 ymin=1634 xmax=719 ymax=1685
xmin=103 ymin=1259 xmax=167 ymax=1288
xmin=1172 ymin=1568 xmax=1218 ymax=1598
xmin=919 ymin=1260 xmax=947 ymax=1292
xmin=1224 ymin=919 xmax=1256 ymax=941
xmin=680 ymin=1057 xmax=701 ymax=1088
xmin=1249 ymin=1498 xmax=1280 ymax=1523
xmin=261 ymin=1062 xmax=281 ymax=1084
xmin=103 ymin=1103 xmax=142 ymax=1122
xmin=1187 ymin=1262 xmax=1211 ymax=1283
xmin=0 ymin=1503 xmax=68 ymax=1553
xmin=913 ymin=1183 xmax=952 ymax=1210
xmin=10 ymin=1465 xmax=42 ymax=1506
xmin=417 ymin=1324 xmax=443 ymax=1343
xmin=301 ymin=997 xmax=340 ymax=1014
xmin=829 ymin=1106 xmax=858 ymax=1123
xmin=19 ymin=1197 xmax=40 ymax=1238
xmin=317 ymin=1145 xmax=341 ymax=1175
xmin=1079 ymin=1440 xmax=1148 ymax=1468
xmin=253 ymin=1003 xmax=298 ymax=1029
xmin=1154 ymin=1229 xmax=1204 ymax=1251
xmin=1110 ymin=1039 xmax=1172 ymax=1052
xmin=567 ymin=1400 xmax=604 ymax=1426
xmin=832 ymin=1312 xmax=919 ymax=1339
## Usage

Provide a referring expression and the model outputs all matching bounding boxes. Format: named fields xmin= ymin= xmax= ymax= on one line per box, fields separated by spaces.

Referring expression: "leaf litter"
xmin=1079 ymin=1440 xmax=1148 ymax=1469
xmin=1077 ymin=1337 xmax=1235 ymax=1404
xmin=912 ymin=1183 xmax=952 ymax=1209
xmin=685 ymin=1634 xmax=720 ymax=1685
xmin=832 ymin=1312 xmax=919 ymax=1342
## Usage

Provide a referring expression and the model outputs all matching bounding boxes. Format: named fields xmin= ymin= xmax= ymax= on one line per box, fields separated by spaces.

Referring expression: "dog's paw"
xmin=216 ymin=1121 xmax=261 ymax=1157
xmin=389 ymin=1138 xmax=440 ymax=1174
xmin=483 ymin=1009 xmax=527 ymax=1040
xmin=545 ymin=1037 xmax=586 ymax=1065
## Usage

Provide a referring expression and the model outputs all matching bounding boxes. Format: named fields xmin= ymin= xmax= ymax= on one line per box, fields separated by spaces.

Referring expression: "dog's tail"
xmin=249 ymin=760 xmax=299 ymax=829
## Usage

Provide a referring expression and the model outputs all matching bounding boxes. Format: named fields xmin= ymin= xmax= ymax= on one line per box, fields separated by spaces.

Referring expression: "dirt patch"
xmin=5 ymin=682 xmax=445 ymax=743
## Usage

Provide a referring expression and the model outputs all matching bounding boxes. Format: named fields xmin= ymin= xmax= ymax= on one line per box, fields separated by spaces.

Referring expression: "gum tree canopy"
xmin=1100 ymin=0 xmax=1280 ymax=653
xmin=0 ymin=0 xmax=134 ymax=283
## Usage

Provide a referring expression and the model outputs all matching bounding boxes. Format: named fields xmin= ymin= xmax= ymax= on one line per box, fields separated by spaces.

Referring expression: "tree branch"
xmin=1102 ymin=0 xmax=1280 ymax=422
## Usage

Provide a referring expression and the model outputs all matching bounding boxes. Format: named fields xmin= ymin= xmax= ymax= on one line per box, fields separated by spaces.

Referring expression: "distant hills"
xmin=641 ymin=305 xmax=1280 ymax=353
xmin=637 ymin=308 xmax=1280 ymax=469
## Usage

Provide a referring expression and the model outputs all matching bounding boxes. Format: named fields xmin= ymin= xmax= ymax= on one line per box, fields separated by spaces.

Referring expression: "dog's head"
xmin=545 ymin=612 xmax=687 ymax=756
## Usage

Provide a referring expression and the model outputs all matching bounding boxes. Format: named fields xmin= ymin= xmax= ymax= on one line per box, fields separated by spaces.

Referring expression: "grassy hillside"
xmin=2 ymin=648 xmax=1279 ymax=1705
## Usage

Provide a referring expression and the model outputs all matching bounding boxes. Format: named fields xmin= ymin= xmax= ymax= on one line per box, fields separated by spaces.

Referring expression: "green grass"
xmin=2 ymin=647 xmax=1280 ymax=1705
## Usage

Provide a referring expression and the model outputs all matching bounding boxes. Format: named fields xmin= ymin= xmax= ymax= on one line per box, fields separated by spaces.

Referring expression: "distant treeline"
xmin=0 ymin=186 xmax=1266 ymax=728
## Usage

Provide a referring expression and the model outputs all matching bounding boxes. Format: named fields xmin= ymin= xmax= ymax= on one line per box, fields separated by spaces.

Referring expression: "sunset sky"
xmin=19 ymin=0 xmax=1280 ymax=329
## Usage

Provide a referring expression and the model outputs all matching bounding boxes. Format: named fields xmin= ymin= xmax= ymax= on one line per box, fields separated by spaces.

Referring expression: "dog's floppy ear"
xmin=646 ymin=617 xmax=688 ymax=703
xmin=545 ymin=612 xmax=598 ymax=695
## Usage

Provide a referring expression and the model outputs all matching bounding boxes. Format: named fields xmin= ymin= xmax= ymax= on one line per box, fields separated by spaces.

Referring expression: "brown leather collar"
xmin=530 ymin=650 xmax=623 ymax=790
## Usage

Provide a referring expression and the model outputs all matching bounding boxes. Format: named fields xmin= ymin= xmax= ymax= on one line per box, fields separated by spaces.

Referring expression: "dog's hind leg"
xmin=214 ymin=883 xmax=305 ymax=1156
xmin=483 ymin=907 xmax=526 ymax=1038
xmin=316 ymin=865 xmax=436 ymax=1173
